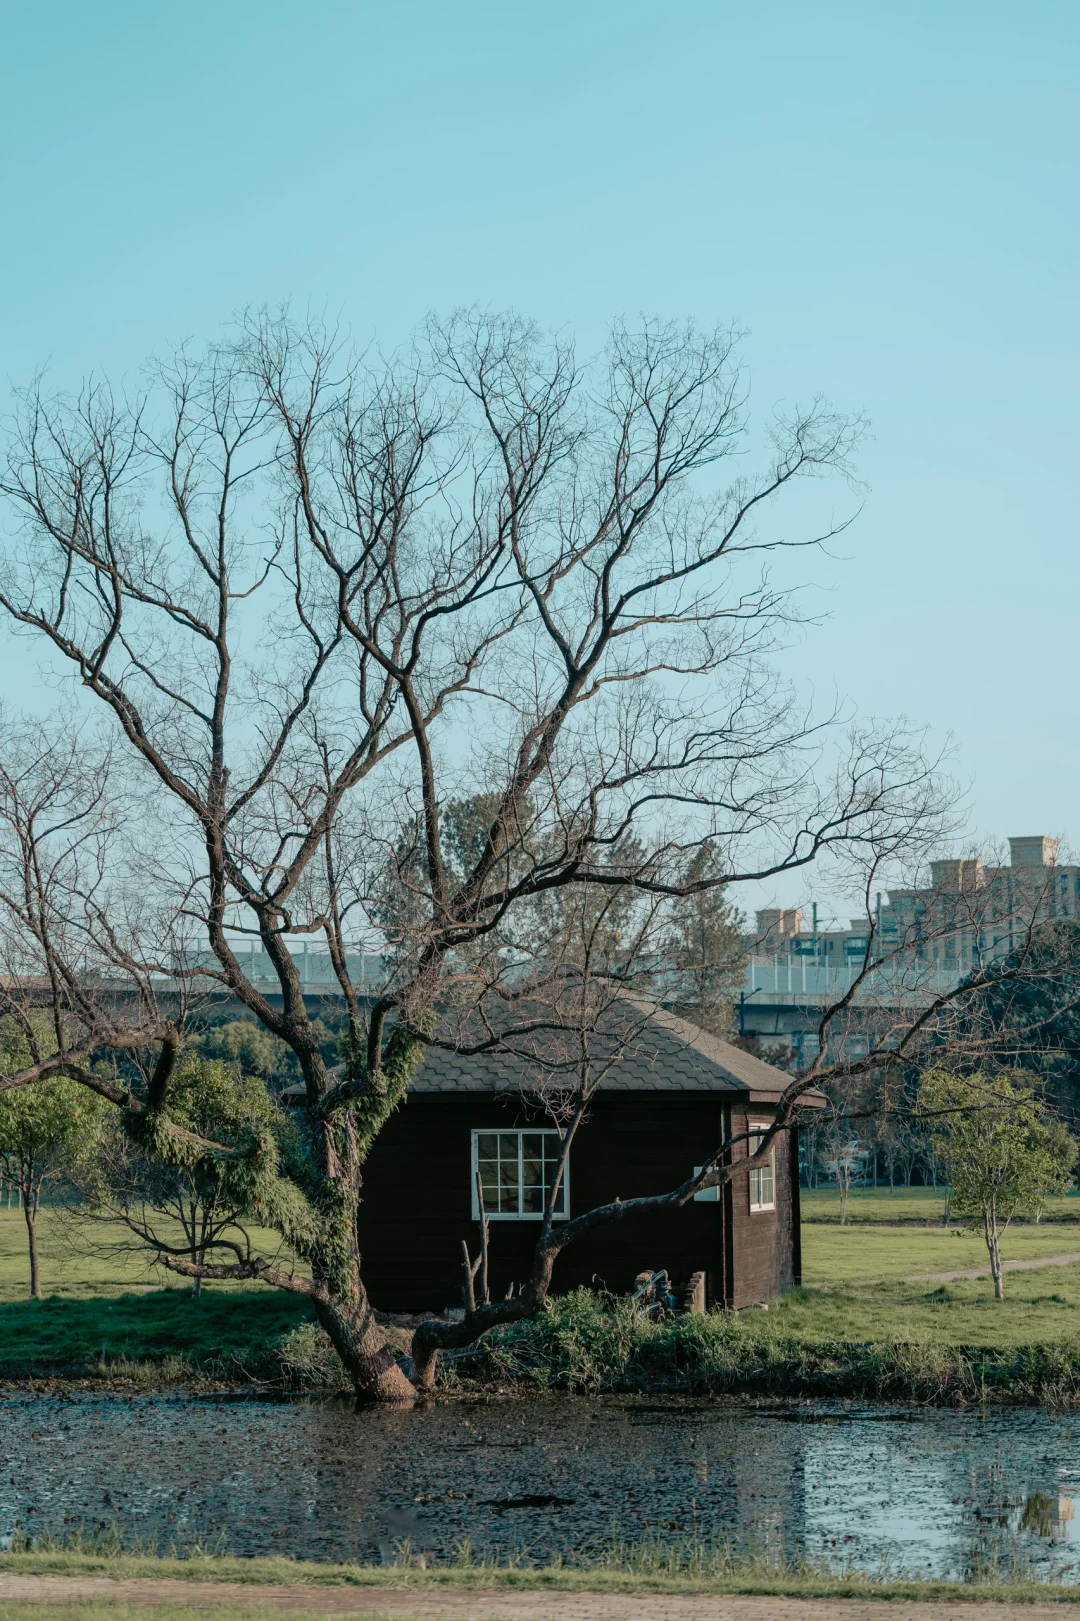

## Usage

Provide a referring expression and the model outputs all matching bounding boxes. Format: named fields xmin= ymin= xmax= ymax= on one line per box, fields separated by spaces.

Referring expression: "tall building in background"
xmin=752 ymin=835 xmax=1075 ymax=970
xmin=742 ymin=836 xmax=1076 ymax=1067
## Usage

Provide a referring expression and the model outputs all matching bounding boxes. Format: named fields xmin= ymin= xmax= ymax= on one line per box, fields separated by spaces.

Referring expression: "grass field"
xmin=0 ymin=1208 xmax=292 ymax=1304
xmin=801 ymin=1219 xmax=1080 ymax=1283
xmin=0 ymin=1208 xmax=312 ymax=1379
xmin=802 ymin=1185 xmax=1080 ymax=1224
xmin=8 ymin=1194 xmax=1077 ymax=1302
xmin=773 ymin=1262 xmax=1080 ymax=1343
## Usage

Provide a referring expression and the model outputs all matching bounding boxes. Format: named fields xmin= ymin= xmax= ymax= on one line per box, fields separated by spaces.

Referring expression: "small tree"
xmin=919 ymin=1069 xmax=1077 ymax=1299
xmin=88 ymin=1053 xmax=292 ymax=1299
xmin=833 ymin=1133 xmax=858 ymax=1225
xmin=0 ymin=1074 xmax=103 ymax=1298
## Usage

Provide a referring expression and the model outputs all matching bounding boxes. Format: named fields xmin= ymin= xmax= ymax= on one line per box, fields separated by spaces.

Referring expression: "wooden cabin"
xmin=356 ymin=1004 xmax=822 ymax=1314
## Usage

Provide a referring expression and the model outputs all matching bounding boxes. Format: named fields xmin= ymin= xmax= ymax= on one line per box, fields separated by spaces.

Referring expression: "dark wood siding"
xmin=789 ymin=1128 xmax=803 ymax=1288
xmin=357 ymin=1091 xmax=796 ymax=1312
xmin=726 ymin=1107 xmax=795 ymax=1308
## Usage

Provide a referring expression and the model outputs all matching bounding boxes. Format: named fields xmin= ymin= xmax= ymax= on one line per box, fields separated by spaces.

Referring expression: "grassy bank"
xmin=2 ymin=1545 xmax=1080 ymax=1605
xmin=0 ymin=1289 xmax=312 ymax=1382
xmin=7 ymin=1278 xmax=1080 ymax=1399
xmin=438 ymin=1285 xmax=1080 ymax=1404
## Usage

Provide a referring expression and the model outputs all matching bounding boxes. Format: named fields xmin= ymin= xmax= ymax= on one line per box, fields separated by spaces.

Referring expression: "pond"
xmin=3 ymin=1393 xmax=1080 ymax=1581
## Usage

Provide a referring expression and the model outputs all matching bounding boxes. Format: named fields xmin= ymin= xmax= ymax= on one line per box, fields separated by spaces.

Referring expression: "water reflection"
xmin=1 ymin=1394 xmax=1079 ymax=1581
xmin=1021 ymin=1493 xmax=1074 ymax=1539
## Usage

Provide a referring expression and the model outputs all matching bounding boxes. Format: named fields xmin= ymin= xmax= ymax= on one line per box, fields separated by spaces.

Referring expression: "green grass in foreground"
xmin=802 ymin=1185 xmax=1080 ymax=1225
xmin=0 ymin=1609 xmax=417 ymax=1621
xmin=1 ymin=1550 xmax=1080 ymax=1605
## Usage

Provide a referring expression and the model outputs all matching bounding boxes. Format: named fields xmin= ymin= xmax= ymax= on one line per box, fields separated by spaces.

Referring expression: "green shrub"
xmin=452 ymin=1288 xmax=1080 ymax=1405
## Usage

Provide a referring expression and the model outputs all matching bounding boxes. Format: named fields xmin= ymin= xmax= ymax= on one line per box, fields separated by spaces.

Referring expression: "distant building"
xmin=882 ymin=835 xmax=1076 ymax=970
xmin=752 ymin=834 xmax=1075 ymax=971
xmin=742 ymin=835 xmax=1076 ymax=1069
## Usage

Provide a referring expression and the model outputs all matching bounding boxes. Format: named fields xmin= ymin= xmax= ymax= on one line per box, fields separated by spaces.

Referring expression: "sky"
xmin=1 ymin=0 xmax=1077 ymax=925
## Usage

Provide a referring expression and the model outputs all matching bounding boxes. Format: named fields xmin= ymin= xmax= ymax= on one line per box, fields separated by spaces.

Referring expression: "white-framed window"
xmin=748 ymin=1120 xmax=776 ymax=1213
xmin=471 ymin=1129 xmax=569 ymax=1221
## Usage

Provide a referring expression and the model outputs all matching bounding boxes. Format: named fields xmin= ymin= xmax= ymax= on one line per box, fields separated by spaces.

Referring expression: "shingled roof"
xmin=411 ymin=998 xmax=825 ymax=1107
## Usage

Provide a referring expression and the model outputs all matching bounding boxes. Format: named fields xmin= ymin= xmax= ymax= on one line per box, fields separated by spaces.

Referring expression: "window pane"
xmin=500 ymin=1132 xmax=522 ymax=1213
xmin=478 ymin=1164 xmax=499 ymax=1204
xmin=545 ymin=1138 xmax=565 ymax=1215
xmin=521 ymin=1134 xmax=544 ymax=1213
xmin=476 ymin=1134 xmax=500 ymax=1212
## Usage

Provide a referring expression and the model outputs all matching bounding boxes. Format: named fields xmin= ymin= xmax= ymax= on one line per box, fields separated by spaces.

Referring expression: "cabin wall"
xmin=357 ymin=1092 xmax=795 ymax=1313
xmin=726 ymin=1107 xmax=797 ymax=1308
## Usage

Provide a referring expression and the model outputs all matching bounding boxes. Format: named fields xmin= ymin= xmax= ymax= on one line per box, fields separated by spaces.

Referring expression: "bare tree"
xmin=0 ymin=308 xmax=1024 ymax=1398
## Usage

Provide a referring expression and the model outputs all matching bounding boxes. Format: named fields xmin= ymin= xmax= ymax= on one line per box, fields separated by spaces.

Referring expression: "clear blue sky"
xmin=2 ymin=0 xmax=1077 ymax=917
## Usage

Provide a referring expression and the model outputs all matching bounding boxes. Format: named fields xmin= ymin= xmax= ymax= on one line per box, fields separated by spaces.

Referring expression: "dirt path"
xmin=0 ymin=1573 xmax=1077 ymax=1620
xmin=900 ymin=1250 xmax=1080 ymax=1285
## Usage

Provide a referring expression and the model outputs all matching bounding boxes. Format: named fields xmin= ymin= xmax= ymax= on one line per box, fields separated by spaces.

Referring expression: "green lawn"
xmin=0 ymin=1207 xmax=293 ymax=1303
xmin=801 ymin=1219 xmax=1080 ymax=1283
xmin=0 ymin=1288 xmax=312 ymax=1376
xmin=802 ymin=1184 xmax=1080 ymax=1224
xmin=774 ymin=1262 xmax=1080 ymax=1344
xmin=0 ymin=1207 xmax=312 ymax=1377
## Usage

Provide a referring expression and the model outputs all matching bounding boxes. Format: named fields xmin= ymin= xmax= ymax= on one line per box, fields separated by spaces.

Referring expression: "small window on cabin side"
xmin=693 ymin=1165 xmax=719 ymax=1202
xmin=472 ymin=1130 xmax=568 ymax=1220
xmin=748 ymin=1121 xmax=776 ymax=1213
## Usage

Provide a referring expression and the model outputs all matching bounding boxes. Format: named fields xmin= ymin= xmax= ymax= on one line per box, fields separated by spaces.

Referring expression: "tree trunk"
xmin=410 ymin=1335 xmax=440 ymax=1393
xmin=23 ymin=1194 xmax=41 ymax=1300
xmin=985 ymin=1215 xmax=1005 ymax=1301
xmin=313 ymin=1288 xmax=416 ymax=1402
xmin=191 ymin=1203 xmax=202 ymax=1299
